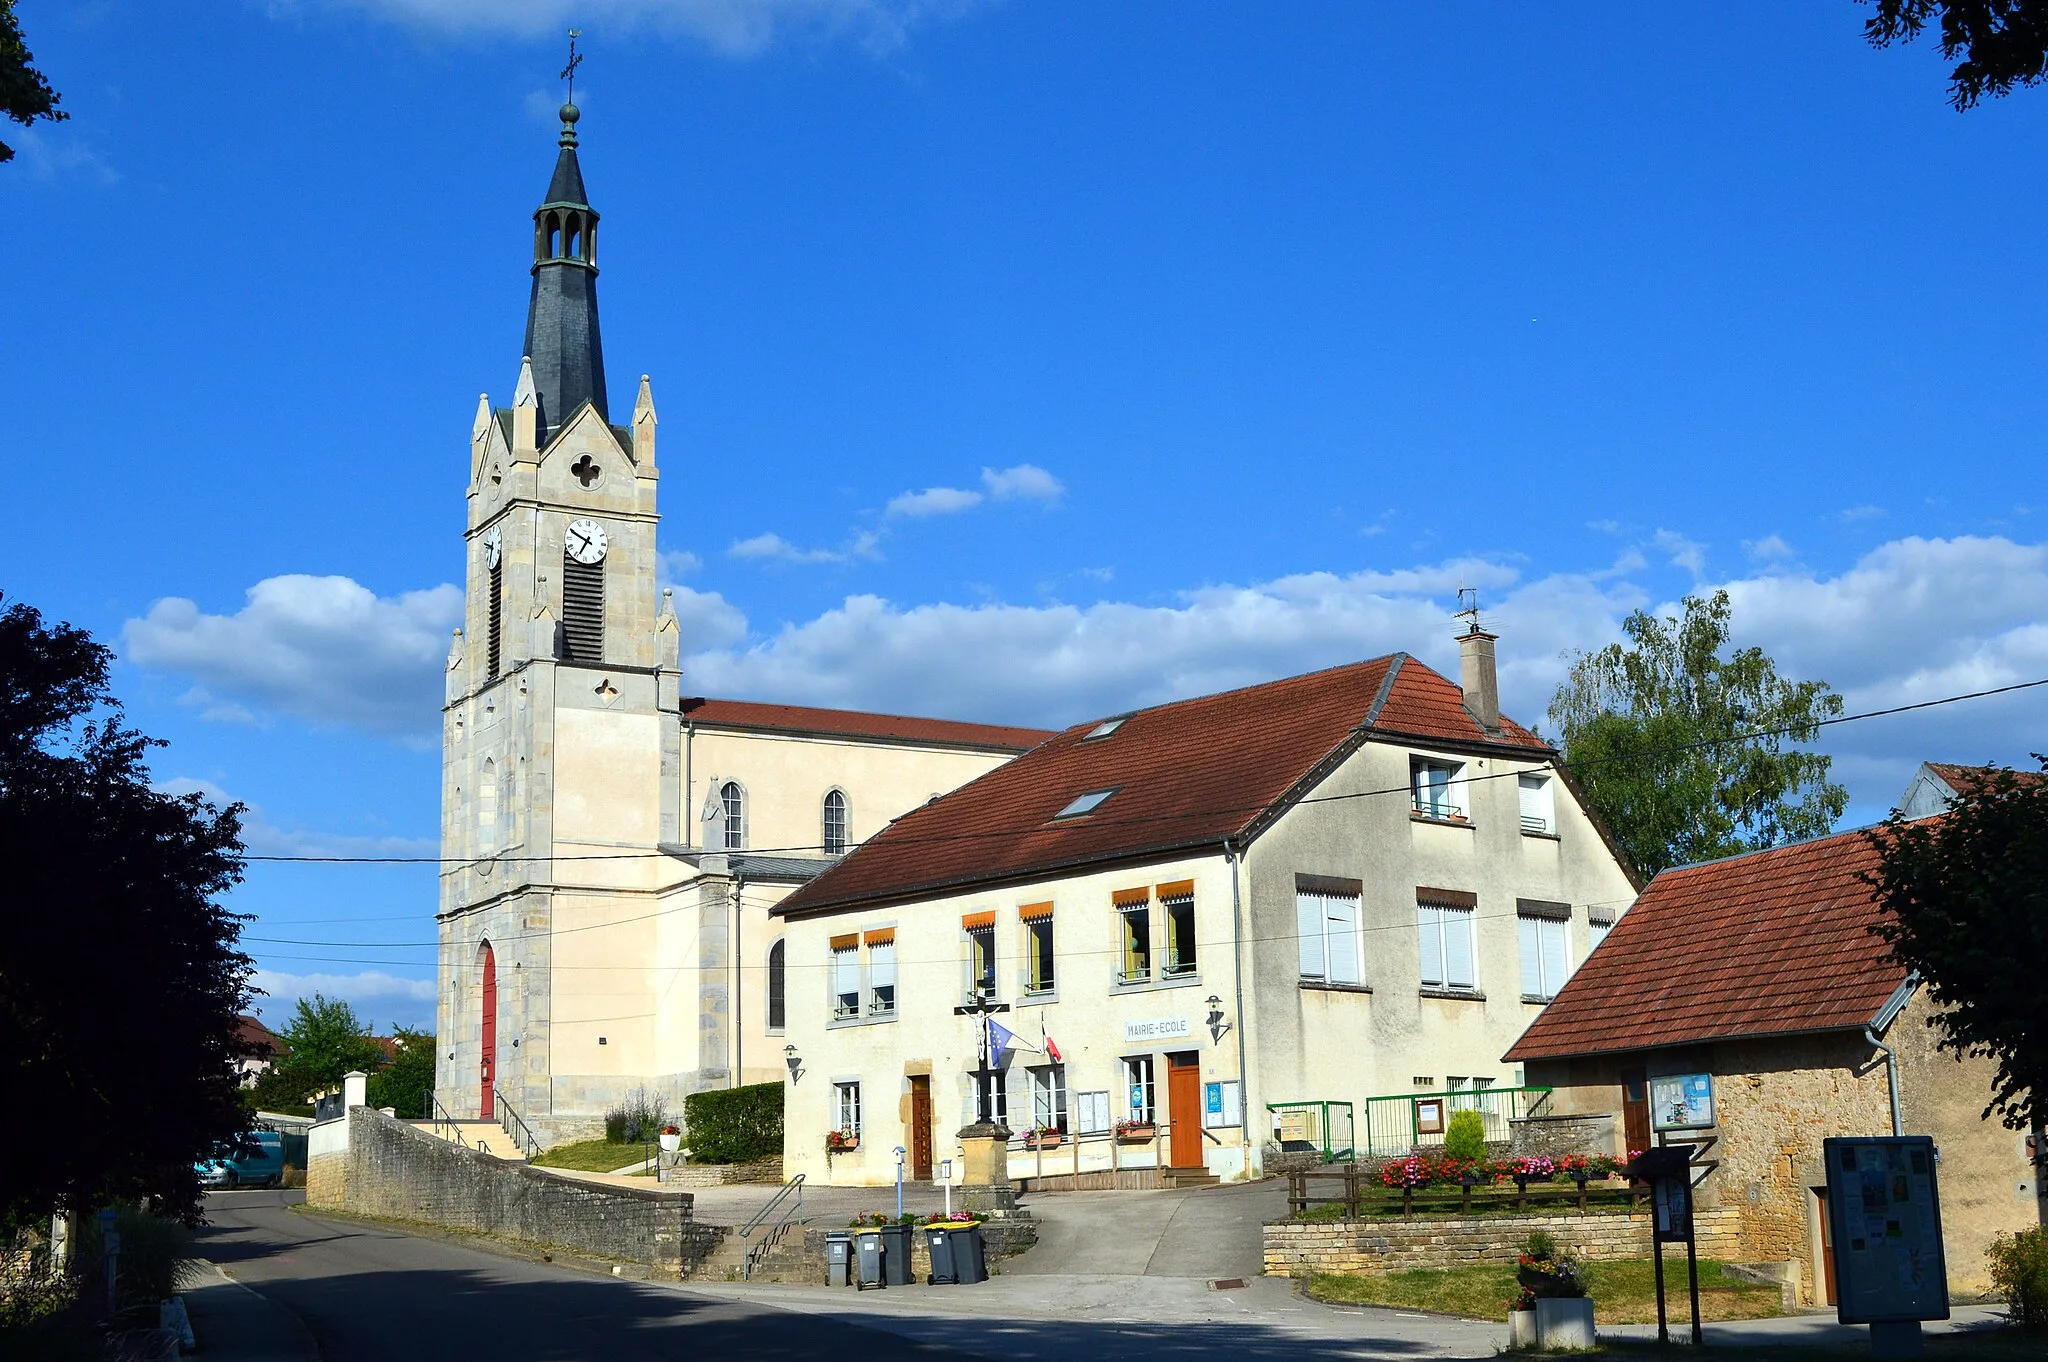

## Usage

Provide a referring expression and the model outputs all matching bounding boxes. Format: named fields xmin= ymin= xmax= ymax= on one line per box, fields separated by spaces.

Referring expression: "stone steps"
xmin=1160 ymin=1167 xmax=1220 ymax=1189
xmin=405 ymin=1121 xmax=528 ymax=1163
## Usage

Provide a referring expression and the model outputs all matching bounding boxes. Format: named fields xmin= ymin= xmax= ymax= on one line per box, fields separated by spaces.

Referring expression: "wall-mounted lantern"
xmin=1206 ymin=995 xmax=1233 ymax=1045
xmin=785 ymin=1043 xmax=805 ymax=1084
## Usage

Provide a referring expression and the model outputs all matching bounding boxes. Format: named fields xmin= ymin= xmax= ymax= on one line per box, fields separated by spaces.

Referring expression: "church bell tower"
xmin=435 ymin=92 xmax=684 ymax=1129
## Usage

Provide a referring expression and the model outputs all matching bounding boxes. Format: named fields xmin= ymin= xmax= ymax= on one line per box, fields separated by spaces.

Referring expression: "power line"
xmin=235 ymin=674 xmax=2048 ymax=869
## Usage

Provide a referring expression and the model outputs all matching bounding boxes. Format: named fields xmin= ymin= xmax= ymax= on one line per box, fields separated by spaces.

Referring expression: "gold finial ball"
xmin=560 ymin=102 xmax=581 ymax=125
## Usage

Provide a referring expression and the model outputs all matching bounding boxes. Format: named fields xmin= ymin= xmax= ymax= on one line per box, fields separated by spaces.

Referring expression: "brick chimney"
xmin=1458 ymin=626 xmax=1500 ymax=735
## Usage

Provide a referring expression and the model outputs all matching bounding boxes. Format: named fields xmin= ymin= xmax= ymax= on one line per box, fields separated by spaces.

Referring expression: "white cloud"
xmin=887 ymin=486 xmax=984 ymax=518
xmin=252 ymin=969 xmax=437 ymax=1032
xmin=656 ymin=549 xmax=703 ymax=586
xmin=981 ymin=463 xmax=1064 ymax=504
xmin=123 ymin=576 xmax=462 ymax=741
xmin=1586 ymin=519 xmax=1622 ymax=535
xmin=728 ymin=531 xmax=881 ymax=564
xmin=10 ymin=126 xmax=119 ymax=185
xmin=157 ymin=776 xmax=439 ymax=860
xmin=666 ymin=585 xmax=749 ymax=650
xmin=1839 ymin=505 xmax=1887 ymax=524
xmin=297 ymin=0 xmax=972 ymax=57
xmin=1744 ymin=534 xmax=1796 ymax=563
xmin=126 ymin=537 xmax=2048 ymax=819
xmin=1651 ymin=528 xmax=1707 ymax=577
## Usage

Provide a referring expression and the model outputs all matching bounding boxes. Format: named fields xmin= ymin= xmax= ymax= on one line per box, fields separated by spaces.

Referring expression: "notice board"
xmin=1822 ymin=1135 xmax=1950 ymax=1325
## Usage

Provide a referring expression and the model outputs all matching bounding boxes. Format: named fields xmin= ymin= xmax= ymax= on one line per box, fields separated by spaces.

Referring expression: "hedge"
xmin=684 ymin=1082 xmax=784 ymax=1164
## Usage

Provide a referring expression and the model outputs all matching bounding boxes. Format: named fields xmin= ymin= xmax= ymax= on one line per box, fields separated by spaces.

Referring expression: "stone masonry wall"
xmin=343 ymin=1108 xmax=721 ymax=1270
xmin=1263 ymin=1209 xmax=1744 ymax=1277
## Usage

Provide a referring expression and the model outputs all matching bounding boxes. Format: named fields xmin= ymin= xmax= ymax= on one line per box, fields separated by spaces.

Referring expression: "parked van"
xmin=196 ymin=1130 xmax=286 ymax=1188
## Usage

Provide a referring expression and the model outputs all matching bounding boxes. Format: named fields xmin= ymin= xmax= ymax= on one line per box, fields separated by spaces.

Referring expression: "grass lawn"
xmin=1307 ymin=1258 xmax=1785 ymax=1324
xmin=529 ymin=1138 xmax=648 ymax=1173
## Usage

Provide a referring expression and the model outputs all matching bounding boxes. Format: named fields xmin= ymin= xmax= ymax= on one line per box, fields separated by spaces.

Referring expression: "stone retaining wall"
xmin=343 ymin=1108 xmax=722 ymax=1271
xmin=1263 ymin=1208 xmax=1744 ymax=1277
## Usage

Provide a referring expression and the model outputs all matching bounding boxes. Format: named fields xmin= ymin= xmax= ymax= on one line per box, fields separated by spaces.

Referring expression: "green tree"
xmin=0 ymin=596 xmax=252 ymax=1227
xmin=1548 ymin=590 xmax=1848 ymax=878
xmin=367 ymin=1026 xmax=437 ymax=1120
xmin=1865 ymin=760 xmax=2048 ymax=1130
xmin=248 ymin=994 xmax=388 ymax=1114
xmin=1863 ymin=1 xmax=2048 ymax=110
xmin=0 ymin=0 xmax=65 ymax=164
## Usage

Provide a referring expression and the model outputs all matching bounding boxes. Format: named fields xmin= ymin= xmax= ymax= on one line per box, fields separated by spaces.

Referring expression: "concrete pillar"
xmin=956 ymin=1120 xmax=1011 ymax=1189
xmin=344 ymin=1070 xmax=369 ymax=1110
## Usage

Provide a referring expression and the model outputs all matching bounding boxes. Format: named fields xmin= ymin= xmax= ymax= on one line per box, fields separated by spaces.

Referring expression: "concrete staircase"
xmin=681 ymin=1222 xmax=814 ymax=1283
xmin=406 ymin=1120 xmax=529 ymax=1163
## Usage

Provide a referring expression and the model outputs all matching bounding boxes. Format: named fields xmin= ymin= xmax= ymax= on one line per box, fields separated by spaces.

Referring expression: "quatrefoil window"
xmin=571 ymin=455 xmax=602 ymax=488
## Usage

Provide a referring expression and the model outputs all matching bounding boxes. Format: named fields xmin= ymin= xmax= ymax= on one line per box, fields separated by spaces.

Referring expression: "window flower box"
xmin=1024 ymin=1128 xmax=1063 ymax=1150
xmin=1113 ymin=1121 xmax=1156 ymax=1144
xmin=825 ymin=1129 xmax=859 ymax=1154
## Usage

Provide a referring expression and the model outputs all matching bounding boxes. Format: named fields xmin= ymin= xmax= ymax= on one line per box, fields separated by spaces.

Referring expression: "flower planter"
xmin=658 ymin=1132 xmax=682 ymax=1153
xmin=1025 ymin=1134 xmax=1063 ymax=1151
xmin=1534 ymin=1297 xmax=1595 ymax=1350
xmin=1506 ymin=1310 xmax=1538 ymax=1351
xmin=1114 ymin=1126 xmax=1156 ymax=1144
xmin=827 ymin=1140 xmax=859 ymax=1155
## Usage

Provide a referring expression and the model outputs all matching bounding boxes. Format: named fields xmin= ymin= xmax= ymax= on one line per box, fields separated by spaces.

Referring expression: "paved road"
xmin=195 ymin=1187 xmax=1508 ymax=1360
xmin=194 ymin=1189 xmax=991 ymax=1362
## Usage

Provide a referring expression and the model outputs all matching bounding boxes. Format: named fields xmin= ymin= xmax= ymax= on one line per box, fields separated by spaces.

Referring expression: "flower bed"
xmin=1292 ymin=1151 xmax=1646 ymax=1219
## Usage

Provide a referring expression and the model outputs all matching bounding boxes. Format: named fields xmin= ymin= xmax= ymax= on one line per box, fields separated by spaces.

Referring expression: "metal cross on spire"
xmin=560 ymin=28 xmax=585 ymax=104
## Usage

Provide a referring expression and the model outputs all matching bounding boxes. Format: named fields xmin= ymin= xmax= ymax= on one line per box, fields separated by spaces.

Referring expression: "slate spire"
xmin=522 ymin=101 xmax=607 ymax=444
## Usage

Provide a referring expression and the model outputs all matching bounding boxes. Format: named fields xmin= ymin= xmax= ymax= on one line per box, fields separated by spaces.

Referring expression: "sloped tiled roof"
xmin=775 ymin=654 xmax=1550 ymax=917
xmin=680 ymin=697 xmax=1051 ymax=753
xmin=233 ymin=1014 xmax=285 ymax=1056
xmin=1505 ymin=827 xmax=1910 ymax=1063
xmin=1926 ymin=762 xmax=2045 ymax=798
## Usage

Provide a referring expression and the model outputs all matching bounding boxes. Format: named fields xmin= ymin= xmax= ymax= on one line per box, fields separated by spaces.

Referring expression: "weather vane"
xmin=561 ymin=28 xmax=584 ymax=105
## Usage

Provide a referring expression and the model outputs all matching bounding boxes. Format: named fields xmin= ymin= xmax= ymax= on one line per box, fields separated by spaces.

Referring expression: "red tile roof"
xmin=234 ymin=1014 xmax=286 ymax=1056
xmin=1926 ymin=762 xmax=2046 ymax=798
xmin=1504 ymin=826 xmax=1910 ymax=1063
xmin=775 ymin=654 xmax=1550 ymax=916
xmin=680 ymin=697 xmax=1051 ymax=753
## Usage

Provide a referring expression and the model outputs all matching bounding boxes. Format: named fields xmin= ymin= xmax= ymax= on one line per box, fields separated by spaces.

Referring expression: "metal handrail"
xmin=488 ymin=1083 xmax=542 ymax=1159
xmin=738 ymin=1174 xmax=806 ymax=1281
xmin=428 ymin=1092 xmax=470 ymax=1148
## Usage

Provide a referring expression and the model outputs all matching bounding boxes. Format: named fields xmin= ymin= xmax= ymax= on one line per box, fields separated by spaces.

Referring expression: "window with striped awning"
xmin=1020 ymin=904 xmax=1055 ymax=994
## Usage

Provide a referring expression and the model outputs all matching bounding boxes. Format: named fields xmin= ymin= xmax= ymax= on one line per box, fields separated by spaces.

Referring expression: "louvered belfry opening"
xmin=562 ymin=556 xmax=604 ymax=662
xmin=486 ymin=562 xmax=504 ymax=676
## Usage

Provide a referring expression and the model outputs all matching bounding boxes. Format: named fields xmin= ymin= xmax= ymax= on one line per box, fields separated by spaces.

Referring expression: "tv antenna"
xmin=1455 ymin=587 xmax=1482 ymax=635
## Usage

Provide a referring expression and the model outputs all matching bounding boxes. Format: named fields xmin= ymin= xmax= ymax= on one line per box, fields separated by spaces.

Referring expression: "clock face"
xmin=483 ymin=528 xmax=502 ymax=569
xmin=565 ymin=519 xmax=608 ymax=565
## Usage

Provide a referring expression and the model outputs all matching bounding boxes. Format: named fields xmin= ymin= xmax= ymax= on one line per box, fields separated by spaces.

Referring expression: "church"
xmin=432 ymin=103 xmax=1052 ymax=1143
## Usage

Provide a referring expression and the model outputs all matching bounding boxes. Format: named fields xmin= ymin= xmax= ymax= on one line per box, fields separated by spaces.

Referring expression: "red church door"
xmin=480 ymin=944 xmax=497 ymax=1120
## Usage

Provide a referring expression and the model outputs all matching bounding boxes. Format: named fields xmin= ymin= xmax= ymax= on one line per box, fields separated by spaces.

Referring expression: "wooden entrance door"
xmin=909 ymin=1076 xmax=934 ymax=1180
xmin=1167 ymin=1052 xmax=1203 ymax=1168
xmin=1620 ymin=1066 xmax=1650 ymax=1156
xmin=480 ymin=944 xmax=497 ymax=1120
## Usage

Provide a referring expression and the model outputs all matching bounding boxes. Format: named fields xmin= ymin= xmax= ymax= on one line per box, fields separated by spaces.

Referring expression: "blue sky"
xmin=7 ymin=2 xmax=2045 ymax=1030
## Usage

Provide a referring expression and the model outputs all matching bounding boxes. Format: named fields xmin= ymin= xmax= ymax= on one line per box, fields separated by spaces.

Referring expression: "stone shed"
xmin=1503 ymin=818 xmax=2042 ymax=1304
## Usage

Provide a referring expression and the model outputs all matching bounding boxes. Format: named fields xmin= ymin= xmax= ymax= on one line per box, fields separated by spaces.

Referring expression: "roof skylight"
xmin=1053 ymin=788 xmax=1118 ymax=820
xmin=1084 ymin=716 xmax=1130 ymax=740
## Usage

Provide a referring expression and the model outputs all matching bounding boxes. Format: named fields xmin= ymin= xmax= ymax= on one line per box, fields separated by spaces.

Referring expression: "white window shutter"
xmin=1296 ymin=891 xmax=1325 ymax=978
xmin=1518 ymin=916 xmax=1542 ymax=998
xmin=869 ymin=941 xmax=896 ymax=991
xmin=1444 ymin=907 xmax=1476 ymax=990
xmin=1540 ymin=918 xmax=1569 ymax=996
xmin=1417 ymin=904 xmax=1444 ymax=987
xmin=1327 ymin=894 xmax=1360 ymax=984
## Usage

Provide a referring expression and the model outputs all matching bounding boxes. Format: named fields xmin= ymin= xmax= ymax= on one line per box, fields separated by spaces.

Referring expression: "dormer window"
xmin=1084 ymin=716 xmax=1130 ymax=740
xmin=1054 ymin=788 xmax=1118 ymax=820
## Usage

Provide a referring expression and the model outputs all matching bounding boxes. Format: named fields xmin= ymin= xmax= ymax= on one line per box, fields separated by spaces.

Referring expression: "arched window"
xmin=822 ymin=789 xmax=849 ymax=856
xmin=478 ymin=759 xmax=499 ymax=852
xmin=720 ymin=780 xmax=745 ymax=850
xmin=766 ymin=939 xmax=786 ymax=1032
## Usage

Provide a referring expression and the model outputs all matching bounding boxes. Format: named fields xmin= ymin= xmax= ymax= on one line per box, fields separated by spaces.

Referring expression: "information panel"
xmin=1649 ymin=1073 xmax=1715 ymax=1130
xmin=1822 ymin=1135 xmax=1950 ymax=1326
